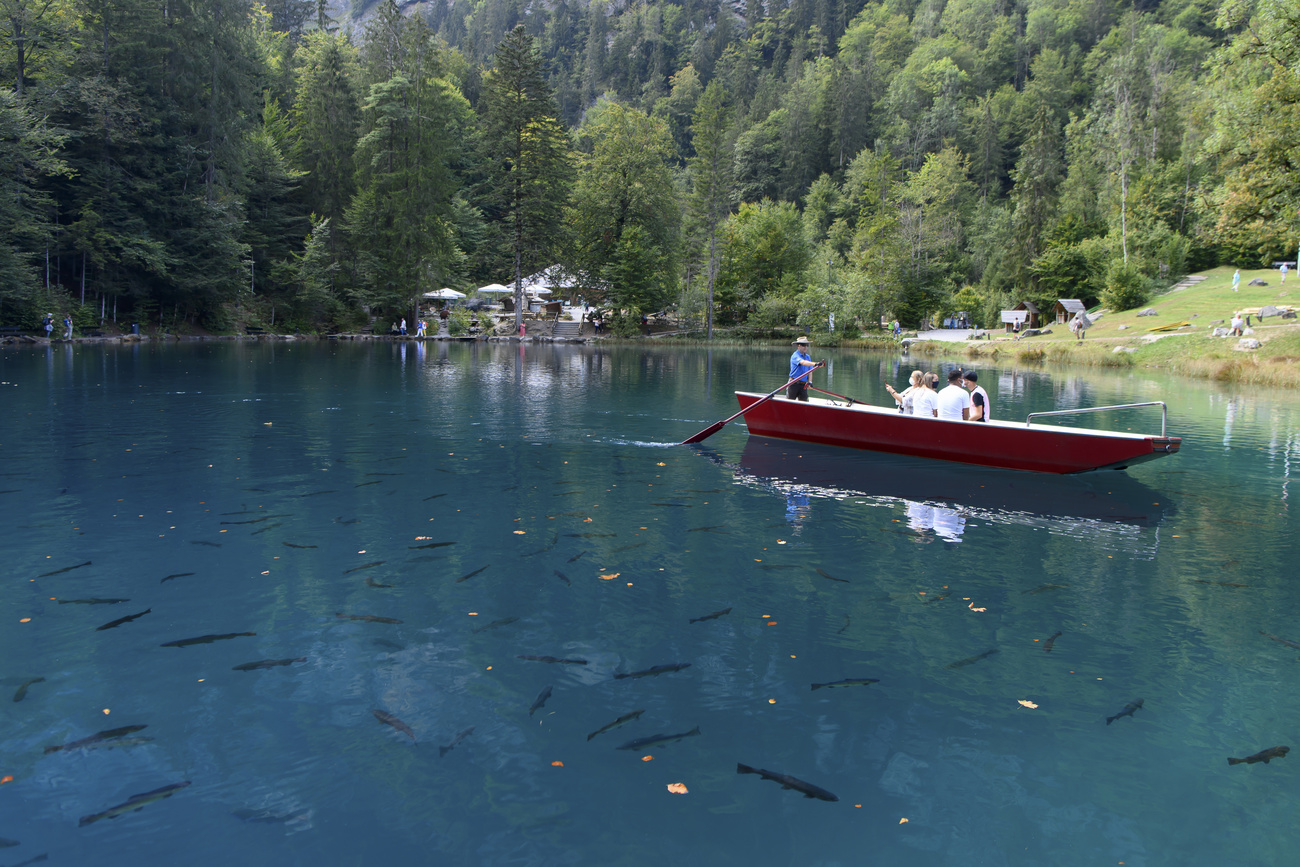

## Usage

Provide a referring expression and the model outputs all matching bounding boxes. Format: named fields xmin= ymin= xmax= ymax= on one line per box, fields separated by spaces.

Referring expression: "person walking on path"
xmin=63 ymin=315 xmax=73 ymax=339
xmin=1233 ymin=269 xmax=1241 ymax=292
xmin=787 ymin=336 xmax=819 ymax=401
xmin=43 ymin=314 xmax=53 ymax=339
xmin=1281 ymin=263 xmax=1289 ymax=284
xmin=937 ymin=369 xmax=971 ymax=420
xmin=963 ymin=371 xmax=989 ymax=422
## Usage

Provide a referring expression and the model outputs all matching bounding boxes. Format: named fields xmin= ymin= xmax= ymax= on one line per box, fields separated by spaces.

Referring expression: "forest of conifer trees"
xmin=1 ymin=0 xmax=1297 ymax=335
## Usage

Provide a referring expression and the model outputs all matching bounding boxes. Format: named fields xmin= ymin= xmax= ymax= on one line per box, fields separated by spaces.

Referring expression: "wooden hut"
xmin=1053 ymin=299 xmax=1086 ymax=324
xmin=1002 ymin=301 xmax=1041 ymax=332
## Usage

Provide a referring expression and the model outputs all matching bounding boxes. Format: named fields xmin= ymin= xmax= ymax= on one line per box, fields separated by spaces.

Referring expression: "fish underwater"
xmin=160 ymin=632 xmax=256 ymax=647
xmin=1228 ymin=746 xmax=1289 ymax=766
xmin=810 ymin=678 xmax=879 ymax=690
xmin=518 ymin=655 xmax=588 ymax=665
xmin=454 ymin=566 xmax=489 ymax=583
xmin=45 ymin=724 xmax=149 ymax=754
xmin=816 ymin=568 xmax=849 ymax=583
xmin=736 ymin=763 xmax=838 ymax=801
xmin=690 ymin=607 xmax=732 ymax=624
xmin=12 ymin=677 xmax=44 ymax=702
xmin=472 ymin=617 xmax=519 ymax=634
xmin=343 ymin=561 xmax=385 ymax=574
xmin=364 ymin=577 xmax=394 ymax=588
xmin=947 ymin=648 xmax=999 ymax=669
xmin=529 ymin=686 xmax=554 ymax=716
xmin=1260 ymin=631 xmax=1300 ymax=650
xmin=160 ymin=572 xmax=195 ymax=583
xmin=372 ymin=709 xmax=416 ymax=742
xmin=587 ymin=710 xmax=646 ymax=741
xmin=57 ymin=598 xmax=129 ymax=605
xmin=616 ymin=727 xmax=701 ymax=751
xmin=553 ymin=569 xmax=571 ymax=586
xmin=439 ymin=727 xmax=475 ymax=757
xmin=1043 ymin=631 xmax=1063 ymax=653
xmin=1022 ymin=584 xmax=1069 ymax=595
xmin=78 ymin=781 xmax=190 ymax=826
xmin=232 ymin=658 xmax=306 ymax=671
xmin=1106 ymin=699 xmax=1144 ymax=725
xmin=336 ymin=613 xmax=403 ymax=624
xmin=613 ymin=663 xmax=691 ymax=680
xmin=36 ymin=560 xmax=92 ymax=578
xmin=95 ymin=608 xmax=151 ymax=631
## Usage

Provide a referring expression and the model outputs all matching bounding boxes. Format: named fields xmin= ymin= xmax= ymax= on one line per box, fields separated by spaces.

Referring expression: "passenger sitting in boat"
xmin=913 ymin=373 xmax=939 ymax=418
xmin=962 ymin=371 xmax=990 ymax=422
xmin=885 ymin=371 xmax=924 ymax=414
xmin=937 ymin=369 xmax=971 ymax=420
xmin=788 ymin=336 xmax=818 ymax=401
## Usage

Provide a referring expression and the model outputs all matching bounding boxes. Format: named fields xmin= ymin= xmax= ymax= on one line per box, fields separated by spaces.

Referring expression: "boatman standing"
xmin=962 ymin=371 xmax=990 ymax=422
xmin=788 ymin=336 xmax=818 ymax=401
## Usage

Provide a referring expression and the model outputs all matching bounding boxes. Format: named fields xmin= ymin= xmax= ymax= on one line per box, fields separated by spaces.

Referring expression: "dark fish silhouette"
xmin=57 ymin=598 xmax=129 ymax=605
xmin=587 ymin=709 xmax=645 ymax=741
xmin=232 ymin=657 xmax=306 ymax=671
xmin=529 ymin=685 xmax=553 ymax=716
xmin=219 ymin=515 xmax=288 ymax=525
xmin=837 ymin=615 xmax=850 ymax=634
xmin=1228 ymin=746 xmax=1289 ymax=766
xmin=6 ymin=854 xmax=49 ymax=867
xmin=736 ymin=763 xmax=838 ymax=801
xmin=454 ymin=565 xmax=489 ymax=583
xmin=344 ymin=561 xmax=385 ymax=574
xmin=439 ymin=727 xmax=475 ymax=757
xmin=45 ymin=724 xmax=149 ymax=754
xmin=0 ymin=837 xmax=18 ymax=848
xmin=365 ymin=577 xmax=394 ymax=588
xmin=336 ymin=613 xmax=402 ymax=624
xmin=78 ymin=781 xmax=190 ymax=826
xmin=299 ymin=490 xmax=337 ymax=497
xmin=810 ymin=678 xmax=878 ymax=690
xmin=518 ymin=655 xmax=587 ymax=665
xmin=161 ymin=572 xmax=195 ymax=583
xmin=354 ymin=480 xmax=381 ymax=488
xmin=611 ymin=542 xmax=646 ymax=552
xmin=687 ymin=525 xmax=728 ymax=533
xmin=1022 ymin=584 xmax=1069 ymax=594
xmin=473 ymin=617 xmax=519 ymax=634
xmin=408 ymin=541 xmax=455 ymax=550
xmin=690 ymin=607 xmax=732 ymax=623
xmin=36 ymin=560 xmax=92 ymax=578
xmin=422 ymin=493 xmax=447 ymax=501
xmin=190 ymin=540 xmax=222 ymax=547
xmin=250 ymin=522 xmax=283 ymax=535
xmin=334 ymin=517 xmax=360 ymax=524
xmin=12 ymin=675 xmax=45 ymax=707
xmin=1043 ymin=631 xmax=1062 ymax=653
xmin=372 ymin=638 xmax=403 ymax=651
xmin=614 ymin=663 xmax=691 ymax=680
xmin=160 ymin=632 xmax=256 ymax=647
xmin=567 ymin=551 xmax=587 ymax=563
xmin=1106 ymin=699 xmax=1144 ymax=725
xmin=12 ymin=677 xmax=44 ymax=702
xmin=372 ymin=708 xmax=416 ymax=741
xmin=96 ymin=608 xmax=151 ymax=631
xmin=553 ymin=569 xmax=571 ymax=586
xmin=282 ymin=542 xmax=317 ymax=549
xmin=947 ymin=648 xmax=999 ymax=669
xmin=816 ymin=568 xmax=849 ymax=583
xmin=1260 ymin=631 xmax=1300 ymax=649
xmin=617 ymin=727 xmax=701 ymax=751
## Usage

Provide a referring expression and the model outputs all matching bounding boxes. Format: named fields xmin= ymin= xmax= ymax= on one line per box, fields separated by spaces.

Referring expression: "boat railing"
xmin=1026 ymin=401 xmax=1168 ymax=437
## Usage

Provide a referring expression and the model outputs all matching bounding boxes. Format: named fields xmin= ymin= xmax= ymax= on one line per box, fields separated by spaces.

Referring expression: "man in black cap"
xmin=963 ymin=371 xmax=990 ymax=422
xmin=788 ymin=336 xmax=818 ymax=401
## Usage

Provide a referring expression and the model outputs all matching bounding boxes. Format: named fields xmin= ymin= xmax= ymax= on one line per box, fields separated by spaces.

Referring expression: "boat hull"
xmin=735 ymin=393 xmax=1180 ymax=474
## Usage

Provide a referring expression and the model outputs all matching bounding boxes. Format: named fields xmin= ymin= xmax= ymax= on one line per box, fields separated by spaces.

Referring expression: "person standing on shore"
xmin=787 ymin=336 xmax=819 ymax=401
xmin=1233 ymin=269 xmax=1241 ymax=293
xmin=1281 ymin=263 xmax=1289 ymax=284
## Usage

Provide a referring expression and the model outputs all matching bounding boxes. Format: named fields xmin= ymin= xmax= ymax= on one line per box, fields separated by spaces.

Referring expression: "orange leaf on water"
xmin=666 ymin=783 xmax=688 ymax=794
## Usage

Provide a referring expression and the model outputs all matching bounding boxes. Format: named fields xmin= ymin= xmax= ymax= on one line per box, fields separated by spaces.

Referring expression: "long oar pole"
xmin=808 ymin=384 xmax=863 ymax=405
xmin=681 ymin=363 xmax=824 ymax=445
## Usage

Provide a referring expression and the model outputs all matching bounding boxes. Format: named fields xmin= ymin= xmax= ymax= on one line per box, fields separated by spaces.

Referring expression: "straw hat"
xmin=793 ymin=336 xmax=810 ymax=345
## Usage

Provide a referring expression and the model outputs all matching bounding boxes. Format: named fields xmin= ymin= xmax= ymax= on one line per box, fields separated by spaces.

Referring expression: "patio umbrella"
xmin=477 ymin=283 xmax=513 ymax=295
xmin=423 ymin=288 xmax=466 ymax=299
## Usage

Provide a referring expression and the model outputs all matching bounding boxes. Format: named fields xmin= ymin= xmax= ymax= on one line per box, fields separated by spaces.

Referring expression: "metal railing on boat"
xmin=1025 ymin=401 xmax=1168 ymax=438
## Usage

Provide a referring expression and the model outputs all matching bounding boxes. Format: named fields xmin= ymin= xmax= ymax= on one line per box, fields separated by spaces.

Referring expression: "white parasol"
xmin=476 ymin=283 xmax=513 ymax=295
xmin=422 ymin=288 xmax=466 ymax=299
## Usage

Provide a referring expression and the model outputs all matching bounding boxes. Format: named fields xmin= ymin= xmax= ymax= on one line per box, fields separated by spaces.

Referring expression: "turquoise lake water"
xmin=2 ymin=339 xmax=1298 ymax=866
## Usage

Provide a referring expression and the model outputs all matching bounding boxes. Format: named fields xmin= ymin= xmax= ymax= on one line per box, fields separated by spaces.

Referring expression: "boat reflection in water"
xmin=729 ymin=438 xmax=1176 ymax=551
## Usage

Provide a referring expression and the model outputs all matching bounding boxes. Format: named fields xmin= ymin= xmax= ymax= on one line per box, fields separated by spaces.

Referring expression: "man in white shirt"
xmin=937 ymin=369 xmax=971 ymax=420
xmin=962 ymin=371 xmax=990 ymax=422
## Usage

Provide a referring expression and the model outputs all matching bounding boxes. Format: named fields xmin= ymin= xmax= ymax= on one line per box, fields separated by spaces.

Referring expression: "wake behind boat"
xmin=732 ymin=392 xmax=1180 ymax=474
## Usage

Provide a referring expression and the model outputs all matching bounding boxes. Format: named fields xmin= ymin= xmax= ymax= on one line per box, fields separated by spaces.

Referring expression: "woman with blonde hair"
xmin=885 ymin=370 xmax=924 ymax=414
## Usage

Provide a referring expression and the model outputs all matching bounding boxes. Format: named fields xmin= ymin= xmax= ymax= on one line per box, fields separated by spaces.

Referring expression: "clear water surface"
xmin=2 ymin=340 xmax=1298 ymax=867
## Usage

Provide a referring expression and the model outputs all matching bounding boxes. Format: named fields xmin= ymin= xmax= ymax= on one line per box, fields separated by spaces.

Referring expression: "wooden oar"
xmin=681 ymin=364 xmax=823 ymax=445
xmin=809 ymin=384 xmax=863 ymax=405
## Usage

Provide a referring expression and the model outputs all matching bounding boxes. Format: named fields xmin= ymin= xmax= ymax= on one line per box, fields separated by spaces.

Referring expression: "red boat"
xmin=734 ymin=392 xmax=1180 ymax=474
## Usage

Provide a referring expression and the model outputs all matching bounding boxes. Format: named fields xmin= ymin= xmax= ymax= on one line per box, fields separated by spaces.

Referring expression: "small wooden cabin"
xmin=1053 ymin=299 xmax=1086 ymax=324
xmin=1007 ymin=301 xmax=1041 ymax=331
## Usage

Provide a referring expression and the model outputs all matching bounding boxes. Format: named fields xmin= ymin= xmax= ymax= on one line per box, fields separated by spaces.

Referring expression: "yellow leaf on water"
xmin=599 ymin=573 xmax=620 ymax=580
xmin=1018 ymin=700 xmax=1039 ymax=709
xmin=641 ymin=755 xmax=653 ymax=762
xmin=666 ymin=782 xmax=688 ymax=794
xmin=513 ymin=530 xmax=526 ymax=535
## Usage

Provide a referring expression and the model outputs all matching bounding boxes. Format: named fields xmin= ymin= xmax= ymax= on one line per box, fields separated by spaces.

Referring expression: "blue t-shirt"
xmin=790 ymin=350 xmax=812 ymax=381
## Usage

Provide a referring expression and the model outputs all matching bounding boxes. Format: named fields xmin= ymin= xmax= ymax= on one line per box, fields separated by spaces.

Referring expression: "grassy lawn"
xmin=914 ymin=265 xmax=1300 ymax=387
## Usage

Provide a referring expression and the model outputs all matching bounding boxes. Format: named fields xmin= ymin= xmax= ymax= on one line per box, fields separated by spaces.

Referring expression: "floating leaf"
xmin=599 ymin=573 xmax=620 ymax=581
xmin=666 ymin=782 xmax=688 ymax=794
xmin=551 ymin=761 xmax=564 ymax=767
xmin=513 ymin=530 xmax=526 ymax=535
xmin=1018 ymin=700 xmax=1038 ymax=709
xmin=899 ymin=818 xmax=908 ymax=824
